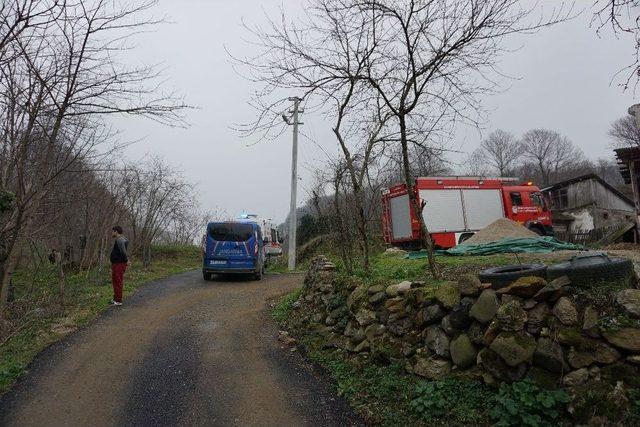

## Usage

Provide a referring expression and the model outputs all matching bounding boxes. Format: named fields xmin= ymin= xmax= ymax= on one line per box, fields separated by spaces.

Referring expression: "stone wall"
xmin=297 ymin=256 xmax=640 ymax=392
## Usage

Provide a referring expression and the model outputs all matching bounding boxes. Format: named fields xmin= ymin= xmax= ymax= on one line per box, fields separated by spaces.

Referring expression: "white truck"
xmin=238 ymin=213 xmax=283 ymax=257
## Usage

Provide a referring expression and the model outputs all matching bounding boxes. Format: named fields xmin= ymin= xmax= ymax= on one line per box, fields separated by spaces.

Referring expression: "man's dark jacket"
xmin=110 ymin=236 xmax=129 ymax=264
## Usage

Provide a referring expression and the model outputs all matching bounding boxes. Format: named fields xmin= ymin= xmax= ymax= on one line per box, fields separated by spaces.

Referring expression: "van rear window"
xmin=209 ymin=223 xmax=253 ymax=241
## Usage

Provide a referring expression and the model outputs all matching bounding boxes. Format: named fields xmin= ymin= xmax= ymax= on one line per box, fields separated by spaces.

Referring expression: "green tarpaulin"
xmin=405 ymin=237 xmax=585 ymax=258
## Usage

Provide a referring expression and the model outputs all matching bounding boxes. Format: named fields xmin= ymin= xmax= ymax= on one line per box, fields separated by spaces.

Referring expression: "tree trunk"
xmin=143 ymin=243 xmax=151 ymax=268
xmin=333 ymin=177 xmax=353 ymax=274
xmin=0 ymin=261 xmax=12 ymax=317
xmin=0 ymin=230 xmax=21 ymax=315
xmin=58 ymin=260 xmax=66 ymax=306
xmin=399 ymin=115 xmax=440 ymax=279
xmin=352 ymin=186 xmax=370 ymax=272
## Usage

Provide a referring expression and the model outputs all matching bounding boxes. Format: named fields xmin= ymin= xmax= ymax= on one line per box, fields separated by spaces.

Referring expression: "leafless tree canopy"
xmin=236 ymin=0 xmax=570 ymax=277
xmin=0 ymin=0 xmax=190 ymax=313
xmin=519 ymin=129 xmax=585 ymax=187
xmin=593 ymin=0 xmax=640 ymax=90
xmin=468 ymin=127 xmax=624 ymax=190
xmin=609 ymin=115 xmax=640 ymax=147
xmin=472 ymin=130 xmax=523 ymax=176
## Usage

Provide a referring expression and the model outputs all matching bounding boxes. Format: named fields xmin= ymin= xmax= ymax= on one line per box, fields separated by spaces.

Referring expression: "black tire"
xmin=203 ymin=271 xmax=213 ymax=281
xmin=528 ymin=225 xmax=545 ymax=236
xmin=458 ymin=233 xmax=474 ymax=244
xmin=478 ymin=264 xmax=548 ymax=289
xmin=547 ymin=253 xmax=634 ymax=285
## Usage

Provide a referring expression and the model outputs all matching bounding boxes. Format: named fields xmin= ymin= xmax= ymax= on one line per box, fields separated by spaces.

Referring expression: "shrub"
xmin=490 ymin=379 xmax=570 ymax=427
xmin=272 ymin=289 xmax=302 ymax=323
xmin=410 ymin=378 xmax=493 ymax=424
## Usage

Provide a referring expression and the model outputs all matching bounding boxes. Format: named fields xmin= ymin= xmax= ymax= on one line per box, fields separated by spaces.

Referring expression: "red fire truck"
xmin=381 ymin=176 xmax=553 ymax=249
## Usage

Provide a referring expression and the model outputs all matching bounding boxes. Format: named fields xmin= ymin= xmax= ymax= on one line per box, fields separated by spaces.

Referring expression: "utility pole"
xmin=282 ymin=97 xmax=303 ymax=271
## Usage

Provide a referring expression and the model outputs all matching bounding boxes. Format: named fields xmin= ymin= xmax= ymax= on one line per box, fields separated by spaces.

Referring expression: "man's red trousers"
xmin=111 ymin=262 xmax=127 ymax=303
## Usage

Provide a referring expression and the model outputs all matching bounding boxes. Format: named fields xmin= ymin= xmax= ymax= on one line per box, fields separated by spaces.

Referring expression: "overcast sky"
xmin=113 ymin=0 xmax=638 ymax=223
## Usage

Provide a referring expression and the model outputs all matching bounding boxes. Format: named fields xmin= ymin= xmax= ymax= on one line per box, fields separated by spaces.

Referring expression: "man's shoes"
xmin=111 ymin=300 xmax=123 ymax=306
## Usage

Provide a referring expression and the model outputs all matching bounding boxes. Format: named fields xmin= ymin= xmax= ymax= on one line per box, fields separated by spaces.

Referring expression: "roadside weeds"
xmin=0 ymin=245 xmax=200 ymax=395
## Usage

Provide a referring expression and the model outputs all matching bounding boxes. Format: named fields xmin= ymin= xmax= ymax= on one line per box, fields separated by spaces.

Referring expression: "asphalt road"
xmin=0 ymin=271 xmax=362 ymax=427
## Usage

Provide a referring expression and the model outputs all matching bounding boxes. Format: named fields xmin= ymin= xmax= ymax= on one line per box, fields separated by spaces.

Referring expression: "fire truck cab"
xmin=382 ymin=177 xmax=553 ymax=249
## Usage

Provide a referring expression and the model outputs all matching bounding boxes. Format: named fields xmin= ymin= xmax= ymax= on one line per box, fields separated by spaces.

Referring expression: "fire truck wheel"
xmin=528 ymin=225 xmax=545 ymax=236
xmin=478 ymin=264 xmax=547 ymax=289
xmin=547 ymin=253 xmax=633 ymax=285
xmin=458 ymin=233 xmax=474 ymax=244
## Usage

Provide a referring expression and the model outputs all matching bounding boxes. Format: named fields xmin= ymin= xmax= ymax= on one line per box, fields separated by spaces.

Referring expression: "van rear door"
xmin=206 ymin=223 xmax=257 ymax=269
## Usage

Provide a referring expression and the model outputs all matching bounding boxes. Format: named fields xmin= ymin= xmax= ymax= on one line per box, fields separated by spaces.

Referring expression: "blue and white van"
xmin=202 ymin=221 xmax=266 ymax=281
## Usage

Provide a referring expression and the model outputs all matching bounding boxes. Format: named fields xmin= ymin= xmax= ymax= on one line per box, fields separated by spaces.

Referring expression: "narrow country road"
xmin=0 ymin=272 xmax=362 ymax=427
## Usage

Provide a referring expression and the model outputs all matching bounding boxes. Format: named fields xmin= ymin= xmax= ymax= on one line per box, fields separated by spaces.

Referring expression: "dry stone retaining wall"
xmin=298 ymin=256 xmax=640 ymax=391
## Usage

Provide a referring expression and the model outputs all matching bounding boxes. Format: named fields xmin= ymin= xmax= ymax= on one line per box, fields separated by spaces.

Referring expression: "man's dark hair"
xmin=112 ymin=225 xmax=123 ymax=234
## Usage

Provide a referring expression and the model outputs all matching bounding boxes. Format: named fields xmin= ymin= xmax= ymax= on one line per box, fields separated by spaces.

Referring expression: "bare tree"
xmin=348 ymin=0 xmax=568 ymax=278
xmin=118 ymin=158 xmax=193 ymax=267
xmin=233 ymin=0 xmax=394 ymax=272
xmin=609 ymin=115 xmax=640 ymax=147
xmin=593 ymin=0 xmax=640 ymax=90
xmin=461 ymin=152 xmax=490 ymax=176
xmin=474 ymin=130 xmax=523 ymax=176
xmin=0 ymin=0 xmax=187 ymax=312
xmin=237 ymin=0 xmax=568 ymax=278
xmin=520 ymin=129 xmax=584 ymax=186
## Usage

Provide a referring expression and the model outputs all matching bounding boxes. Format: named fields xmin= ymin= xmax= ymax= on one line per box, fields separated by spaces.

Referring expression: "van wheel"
xmin=203 ymin=271 xmax=213 ymax=281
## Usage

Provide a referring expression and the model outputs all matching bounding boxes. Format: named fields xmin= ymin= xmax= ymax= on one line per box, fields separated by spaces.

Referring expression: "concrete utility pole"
xmin=282 ymin=97 xmax=303 ymax=271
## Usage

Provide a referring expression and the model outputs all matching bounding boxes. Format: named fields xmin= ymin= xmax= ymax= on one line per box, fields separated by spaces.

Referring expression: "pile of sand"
xmin=462 ymin=218 xmax=538 ymax=245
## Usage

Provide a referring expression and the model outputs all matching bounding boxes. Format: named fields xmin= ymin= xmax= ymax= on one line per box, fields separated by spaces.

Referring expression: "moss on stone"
xmin=601 ymin=363 xmax=640 ymax=388
xmin=433 ymin=282 xmax=461 ymax=309
xmin=557 ymin=327 xmax=592 ymax=352
xmin=570 ymin=380 xmax=628 ymax=425
xmin=527 ymin=366 xmax=561 ymax=390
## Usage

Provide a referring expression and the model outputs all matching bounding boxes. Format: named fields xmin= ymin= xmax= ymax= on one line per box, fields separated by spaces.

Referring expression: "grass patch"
xmin=300 ymin=339 xmax=494 ymax=426
xmin=0 ymin=245 xmax=200 ymax=395
xmin=351 ymin=252 xmax=519 ymax=284
xmin=272 ymin=288 xmax=302 ymax=323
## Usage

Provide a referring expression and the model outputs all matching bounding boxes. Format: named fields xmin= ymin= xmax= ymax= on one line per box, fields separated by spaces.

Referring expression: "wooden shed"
xmin=541 ymin=174 xmax=637 ymax=243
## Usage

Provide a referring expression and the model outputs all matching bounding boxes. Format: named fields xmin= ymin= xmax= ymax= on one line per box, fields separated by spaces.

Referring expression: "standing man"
xmin=110 ymin=226 xmax=130 ymax=306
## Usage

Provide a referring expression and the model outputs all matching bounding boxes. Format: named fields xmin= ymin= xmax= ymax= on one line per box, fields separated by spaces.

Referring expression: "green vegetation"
xmin=410 ymin=378 xmax=494 ymax=425
xmin=0 ymin=245 xmax=200 ymax=395
xmin=307 ymin=348 xmax=419 ymax=425
xmin=353 ymin=252 xmax=517 ymax=284
xmin=272 ymin=245 xmax=640 ymax=425
xmin=272 ymin=289 xmax=494 ymax=426
xmin=297 ymin=333 xmax=528 ymax=426
xmin=271 ymin=288 xmax=302 ymax=323
xmin=489 ymin=379 xmax=570 ymax=427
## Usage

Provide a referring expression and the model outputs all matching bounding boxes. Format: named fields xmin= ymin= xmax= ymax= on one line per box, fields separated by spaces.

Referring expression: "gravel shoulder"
xmin=0 ymin=271 xmax=361 ymax=427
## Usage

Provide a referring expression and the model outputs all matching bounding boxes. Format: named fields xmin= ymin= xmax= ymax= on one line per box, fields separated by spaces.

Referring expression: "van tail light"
xmin=254 ymin=232 xmax=259 ymax=255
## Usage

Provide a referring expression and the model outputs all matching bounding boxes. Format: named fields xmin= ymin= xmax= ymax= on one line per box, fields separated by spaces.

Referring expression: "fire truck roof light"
xmin=527 ymin=181 xmax=533 ymax=186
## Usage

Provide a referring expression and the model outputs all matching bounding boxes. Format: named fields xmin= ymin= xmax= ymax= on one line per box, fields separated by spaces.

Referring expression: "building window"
xmin=510 ymin=192 xmax=523 ymax=206
xmin=603 ymin=212 xmax=609 ymax=220
xmin=550 ymin=188 xmax=569 ymax=209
